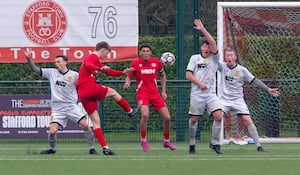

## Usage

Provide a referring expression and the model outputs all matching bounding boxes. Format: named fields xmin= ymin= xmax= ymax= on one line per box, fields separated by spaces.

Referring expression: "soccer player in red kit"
xmin=123 ymin=43 xmax=176 ymax=152
xmin=76 ymin=41 xmax=140 ymax=155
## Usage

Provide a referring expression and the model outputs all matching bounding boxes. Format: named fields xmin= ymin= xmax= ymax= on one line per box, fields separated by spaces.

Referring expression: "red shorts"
xmin=137 ymin=93 xmax=166 ymax=111
xmin=78 ymin=83 xmax=108 ymax=115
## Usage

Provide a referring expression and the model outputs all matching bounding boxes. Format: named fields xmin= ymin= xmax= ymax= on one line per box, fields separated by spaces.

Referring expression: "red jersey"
xmin=76 ymin=54 xmax=104 ymax=87
xmin=76 ymin=53 xmax=123 ymax=88
xmin=129 ymin=57 xmax=164 ymax=96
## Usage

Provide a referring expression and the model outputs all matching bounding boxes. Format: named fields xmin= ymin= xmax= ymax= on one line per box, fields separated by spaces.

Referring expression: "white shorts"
xmin=50 ymin=103 xmax=87 ymax=130
xmin=220 ymin=98 xmax=250 ymax=115
xmin=188 ymin=93 xmax=222 ymax=116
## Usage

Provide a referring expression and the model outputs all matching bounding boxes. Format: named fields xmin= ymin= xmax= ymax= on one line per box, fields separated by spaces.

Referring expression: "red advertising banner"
xmin=0 ymin=95 xmax=91 ymax=138
xmin=0 ymin=0 xmax=138 ymax=63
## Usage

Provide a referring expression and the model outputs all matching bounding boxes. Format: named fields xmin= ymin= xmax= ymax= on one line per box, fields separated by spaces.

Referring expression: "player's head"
xmin=200 ymin=40 xmax=211 ymax=58
xmin=224 ymin=47 xmax=237 ymax=68
xmin=139 ymin=43 xmax=152 ymax=61
xmin=55 ymin=55 xmax=68 ymax=72
xmin=95 ymin=41 xmax=111 ymax=58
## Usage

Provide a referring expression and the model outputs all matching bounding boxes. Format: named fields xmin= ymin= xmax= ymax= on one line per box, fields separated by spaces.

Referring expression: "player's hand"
xmin=24 ymin=47 xmax=31 ymax=58
xmin=161 ymin=91 xmax=168 ymax=101
xmin=198 ymin=82 xmax=208 ymax=89
xmin=123 ymin=82 xmax=130 ymax=89
xmin=101 ymin=65 xmax=110 ymax=71
xmin=269 ymin=88 xmax=280 ymax=97
xmin=122 ymin=67 xmax=135 ymax=75
xmin=194 ymin=19 xmax=204 ymax=31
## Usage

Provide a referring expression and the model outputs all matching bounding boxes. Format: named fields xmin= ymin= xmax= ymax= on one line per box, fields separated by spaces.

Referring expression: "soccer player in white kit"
xmin=24 ymin=48 xmax=97 ymax=155
xmin=186 ymin=19 xmax=224 ymax=154
xmin=218 ymin=48 xmax=280 ymax=152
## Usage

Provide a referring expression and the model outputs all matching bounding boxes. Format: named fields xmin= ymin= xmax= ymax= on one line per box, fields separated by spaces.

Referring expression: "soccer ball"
xmin=160 ymin=52 xmax=176 ymax=66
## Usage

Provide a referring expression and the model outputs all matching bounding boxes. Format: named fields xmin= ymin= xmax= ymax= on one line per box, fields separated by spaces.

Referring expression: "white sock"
xmin=189 ymin=118 xmax=198 ymax=145
xmin=248 ymin=123 xmax=261 ymax=147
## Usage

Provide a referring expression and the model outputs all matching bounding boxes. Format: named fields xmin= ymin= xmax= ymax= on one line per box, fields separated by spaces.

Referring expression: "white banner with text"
xmin=0 ymin=0 xmax=138 ymax=63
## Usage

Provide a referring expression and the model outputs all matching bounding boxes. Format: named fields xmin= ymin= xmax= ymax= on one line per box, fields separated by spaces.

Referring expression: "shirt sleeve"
xmin=41 ymin=68 xmax=51 ymax=79
xmin=218 ymin=63 xmax=223 ymax=72
xmin=157 ymin=59 xmax=164 ymax=73
xmin=103 ymin=69 xmax=124 ymax=76
xmin=242 ymin=66 xmax=255 ymax=83
xmin=83 ymin=55 xmax=103 ymax=70
xmin=212 ymin=52 xmax=220 ymax=63
xmin=186 ymin=55 xmax=196 ymax=72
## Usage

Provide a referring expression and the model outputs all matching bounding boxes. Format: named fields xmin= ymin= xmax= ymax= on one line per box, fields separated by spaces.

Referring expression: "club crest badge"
xmin=22 ymin=0 xmax=67 ymax=46
xmin=234 ymin=70 xmax=240 ymax=77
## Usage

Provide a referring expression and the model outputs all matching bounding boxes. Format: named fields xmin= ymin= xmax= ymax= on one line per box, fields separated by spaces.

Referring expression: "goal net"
xmin=217 ymin=2 xmax=300 ymax=144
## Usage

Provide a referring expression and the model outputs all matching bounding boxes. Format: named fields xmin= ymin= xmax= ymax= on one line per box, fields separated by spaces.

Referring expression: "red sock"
xmin=140 ymin=130 xmax=147 ymax=140
xmin=163 ymin=131 xmax=170 ymax=141
xmin=94 ymin=128 xmax=107 ymax=147
xmin=116 ymin=97 xmax=131 ymax=113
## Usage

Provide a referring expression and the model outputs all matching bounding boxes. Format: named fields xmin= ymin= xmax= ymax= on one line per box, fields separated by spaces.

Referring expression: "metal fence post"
xmin=297 ymin=78 xmax=300 ymax=137
xmin=175 ymin=0 xmax=185 ymax=141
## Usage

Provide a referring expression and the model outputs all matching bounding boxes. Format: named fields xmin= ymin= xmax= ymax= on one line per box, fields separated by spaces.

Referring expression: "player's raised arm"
xmin=102 ymin=67 xmax=134 ymax=77
xmin=24 ymin=47 xmax=41 ymax=74
xmin=253 ymin=78 xmax=280 ymax=97
xmin=194 ymin=19 xmax=217 ymax=54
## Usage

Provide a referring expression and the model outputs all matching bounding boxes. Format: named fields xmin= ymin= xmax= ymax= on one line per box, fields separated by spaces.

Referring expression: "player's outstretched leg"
xmin=115 ymin=97 xmax=141 ymax=118
xmin=128 ymin=104 xmax=141 ymax=118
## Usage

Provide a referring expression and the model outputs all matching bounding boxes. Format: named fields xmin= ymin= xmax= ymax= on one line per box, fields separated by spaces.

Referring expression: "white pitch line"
xmin=14 ymin=154 xmax=300 ymax=158
xmin=0 ymin=157 xmax=300 ymax=161
xmin=1 ymin=146 xmax=300 ymax=150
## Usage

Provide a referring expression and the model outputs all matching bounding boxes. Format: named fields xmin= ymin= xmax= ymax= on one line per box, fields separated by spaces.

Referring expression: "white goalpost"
xmin=217 ymin=2 xmax=300 ymax=144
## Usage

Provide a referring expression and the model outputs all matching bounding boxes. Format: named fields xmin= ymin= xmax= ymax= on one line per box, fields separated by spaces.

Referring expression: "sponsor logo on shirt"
xmin=141 ymin=69 xmax=155 ymax=74
xmin=198 ymin=63 xmax=207 ymax=69
xmin=55 ymin=80 xmax=66 ymax=87
xmin=225 ymin=76 xmax=234 ymax=81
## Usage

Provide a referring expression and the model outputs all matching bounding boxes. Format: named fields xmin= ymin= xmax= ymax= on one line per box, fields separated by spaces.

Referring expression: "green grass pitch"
xmin=0 ymin=142 xmax=299 ymax=175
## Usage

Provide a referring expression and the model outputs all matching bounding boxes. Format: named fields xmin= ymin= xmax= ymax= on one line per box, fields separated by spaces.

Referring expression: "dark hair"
xmin=201 ymin=40 xmax=210 ymax=45
xmin=95 ymin=41 xmax=111 ymax=51
xmin=139 ymin=43 xmax=152 ymax=51
xmin=56 ymin=55 xmax=68 ymax=62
